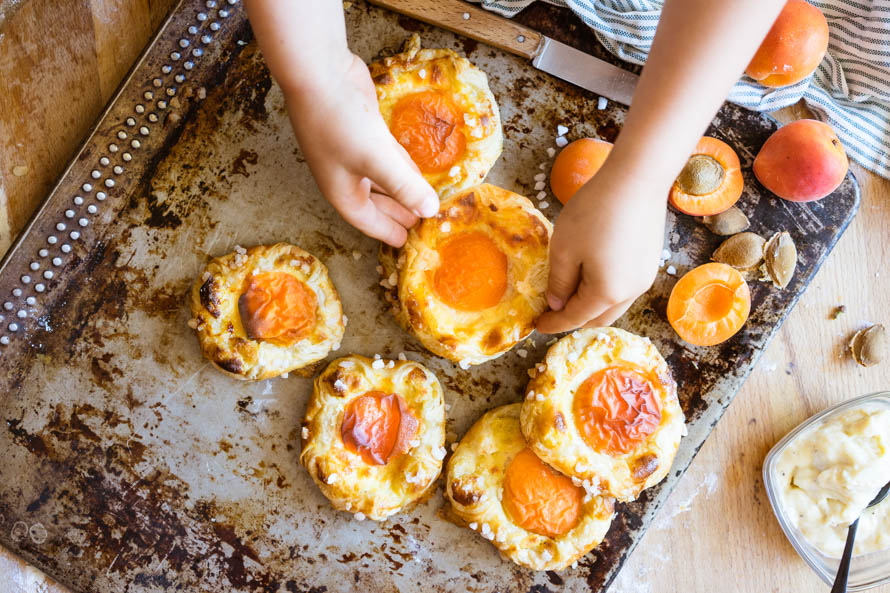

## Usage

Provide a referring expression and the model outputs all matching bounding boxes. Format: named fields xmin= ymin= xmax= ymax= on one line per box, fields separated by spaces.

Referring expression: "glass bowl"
xmin=763 ymin=391 xmax=890 ymax=591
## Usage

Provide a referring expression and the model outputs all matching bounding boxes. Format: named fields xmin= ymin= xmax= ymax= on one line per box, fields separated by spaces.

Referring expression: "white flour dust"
xmin=658 ymin=471 xmax=719 ymax=525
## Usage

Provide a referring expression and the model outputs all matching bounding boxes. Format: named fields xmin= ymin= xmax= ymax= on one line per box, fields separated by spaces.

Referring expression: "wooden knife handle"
xmin=367 ymin=0 xmax=543 ymax=60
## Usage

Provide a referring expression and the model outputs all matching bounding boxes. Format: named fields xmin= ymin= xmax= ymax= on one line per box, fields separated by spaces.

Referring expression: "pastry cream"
xmin=775 ymin=404 xmax=890 ymax=557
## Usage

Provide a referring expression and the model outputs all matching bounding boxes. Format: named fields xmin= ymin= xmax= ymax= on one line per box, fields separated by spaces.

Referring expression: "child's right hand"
xmin=283 ymin=51 xmax=439 ymax=248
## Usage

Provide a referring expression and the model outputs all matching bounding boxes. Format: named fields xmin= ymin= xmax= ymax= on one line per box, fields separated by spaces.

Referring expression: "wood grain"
xmin=88 ymin=0 xmax=153 ymax=101
xmin=0 ymin=0 xmax=177 ymax=255
xmin=0 ymin=2 xmax=888 ymax=592
xmin=368 ymin=0 xmax=543 ymax=59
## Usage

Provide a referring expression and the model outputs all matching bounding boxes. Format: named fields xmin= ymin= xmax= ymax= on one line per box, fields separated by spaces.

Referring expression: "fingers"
xmin=545 ymin=249 xmax=582 ymax=312
xmin=362 ymin=138 xmax=439 ymax=218
xmin=536 ymin=277 xmax=613 ymax=334
xmin=583 ymin=298 xmax=635 ymax=329
xmin=369 ymin=192 xmax=419 ymax=229
xmin=333 ymin=181 xmax=408 ymax=248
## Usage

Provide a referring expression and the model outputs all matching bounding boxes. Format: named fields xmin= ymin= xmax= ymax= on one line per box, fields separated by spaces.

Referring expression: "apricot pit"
xmin=701 ymin=207 xmax=750 ymax=236
xmin=762 ymin=232 xmax=797 ymax=289
xmin=712 ymin=232 xmax=765 ymax=271
xmin=676 ymin=155 xmax=725 ymax=196
xmin=850 ymin=324 xmax=886 ymax=368
xmin=669 ymin=137 xmax=743 ymax=216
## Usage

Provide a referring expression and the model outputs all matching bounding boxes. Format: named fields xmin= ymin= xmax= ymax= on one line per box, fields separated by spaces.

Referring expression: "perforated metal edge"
xmin=0 ymin=0 xmax=241 ymax=351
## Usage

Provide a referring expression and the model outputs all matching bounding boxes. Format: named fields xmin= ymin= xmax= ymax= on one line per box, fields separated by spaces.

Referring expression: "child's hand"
xmin=533 ymin=0 xmax=785 ymax=333
xmin=284 ymin=53 xmax=439 ymax=247
xmin=245 ymin=0 xmax=438 ymax=247
xmin=536 ymin=161 xmax=668 ymax=333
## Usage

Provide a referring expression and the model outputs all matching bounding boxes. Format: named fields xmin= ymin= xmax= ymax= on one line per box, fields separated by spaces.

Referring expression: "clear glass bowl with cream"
xmin=764 ymin=392 xmax=890 ymax=591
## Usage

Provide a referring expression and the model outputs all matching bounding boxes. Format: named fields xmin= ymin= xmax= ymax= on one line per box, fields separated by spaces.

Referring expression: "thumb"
xmin=364 ymin=137 xmax=439 ymax=218
xmin=545 ymin=250 xmax=581 ymax=312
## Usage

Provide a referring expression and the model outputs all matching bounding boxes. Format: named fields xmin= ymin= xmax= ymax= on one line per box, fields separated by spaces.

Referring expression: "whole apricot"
xmin=753 ymin=119 xmax=848 ymax=202
xmin=550 ymin=138 xmax=613 ymax=204
xmin=746 ymin=0 xmax=829 ymax=88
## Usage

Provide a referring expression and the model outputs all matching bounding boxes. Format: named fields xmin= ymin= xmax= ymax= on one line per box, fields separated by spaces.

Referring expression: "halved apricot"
xmin=389 ymin=91 xmax=466 ymax=174
xmin=340 ymin=391 xmax=419 ymax=466
xmin=573 ymin=365 xmax=662 ymax=456
xmin=667 ymin=262 xmax=751 ymax=346
xmin=433 ymin=231 xmax=507 ymax=311
xmin=238 ymin=272 xmax=317 ymax=344
xmin=550 ymin=138 xmax=613 ymax=204
xmin=669 ymin=137 xmax=743 ymax=216
xmin=502 ymin=447 xmax=584 ymax=538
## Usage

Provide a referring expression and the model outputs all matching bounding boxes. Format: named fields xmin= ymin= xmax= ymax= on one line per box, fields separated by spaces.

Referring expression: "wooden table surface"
xmin=1 ymin=2 xmax=888 ymax=592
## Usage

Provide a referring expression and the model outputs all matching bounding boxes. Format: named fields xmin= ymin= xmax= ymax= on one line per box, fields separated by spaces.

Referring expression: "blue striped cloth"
xmin=471 ymin=0 xmax=890 ymax=179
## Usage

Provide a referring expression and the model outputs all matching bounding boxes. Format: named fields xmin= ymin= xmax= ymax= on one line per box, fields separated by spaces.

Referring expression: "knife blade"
xmin=366 ymin=0 xmax=638 ymax=106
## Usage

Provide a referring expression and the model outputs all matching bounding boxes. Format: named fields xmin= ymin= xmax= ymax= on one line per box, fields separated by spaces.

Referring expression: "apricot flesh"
xmin=433 ymin=231 xmax=507 ymax=311
xmin=746 ymin=0 xmax=829 ymax=87
xmin=502 ymin=448 xmax=583 ymax=538
xmin=667 ymin=263 xmax=751 ymax=347
xmin=390 ymin=91 xmax=466 ymax=174
xmin=753 ymin=119 xmax=848 ymax=202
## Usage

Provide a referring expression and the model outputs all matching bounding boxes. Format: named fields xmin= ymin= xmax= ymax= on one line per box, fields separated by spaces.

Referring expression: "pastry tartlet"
xmin=380 ymin=184 xmax=551 ymax=367
xmin=446 ymin=404 xmax=615 ymax=570
xmin=521 ymin=327 xmax=685 ymax=501
xmin=189 ymin=243 xmax=345 ymax=380
xmin=371 ymin=35 xmax=502 ymax=197
xmin=300 ymin=355 xmax=446 ymax=520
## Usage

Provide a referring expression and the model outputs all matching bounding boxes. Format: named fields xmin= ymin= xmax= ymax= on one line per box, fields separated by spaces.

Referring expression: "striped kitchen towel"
xmin=471 ymin=0 xmax=890 ymax=179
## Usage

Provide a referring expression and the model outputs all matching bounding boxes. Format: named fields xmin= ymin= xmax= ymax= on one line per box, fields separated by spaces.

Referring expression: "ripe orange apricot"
xmin=550 ymin=138 xmax=613 ymax=204
xmin=341 ymin=391 xmax=418 ymax=466
xmin=502 ymin=447 xmax=584 ymax=538
xmin=667 ymin=263 xmax=751 ymax=347
xmin=753 ymin=119 xmax=848 ymax=202
xmin=389 ymin=91 xmax=466 ymax=174
xmin=433 ymin=231 xmax=508 ymax=311
xmin=573 ymin=365 xmax=662 ymax=456
xmin=746 ymin=0 xmax=829 ymax=87
xmin=238 ymin=272 xmax=317 ymax=344
xmin=669 ymin=137 xmax=743 ymax=216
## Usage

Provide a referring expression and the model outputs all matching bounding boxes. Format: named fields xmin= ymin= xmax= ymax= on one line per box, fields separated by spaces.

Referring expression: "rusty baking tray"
xmin=0 ymin=1 xmax=859 ymax=592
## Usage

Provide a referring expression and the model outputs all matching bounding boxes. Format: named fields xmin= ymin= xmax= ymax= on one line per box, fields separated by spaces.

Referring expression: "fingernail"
xmin=547 ymin=293 xmax=564 ymax=311
xmin=416 ymin=197 xmax=439 ymax=218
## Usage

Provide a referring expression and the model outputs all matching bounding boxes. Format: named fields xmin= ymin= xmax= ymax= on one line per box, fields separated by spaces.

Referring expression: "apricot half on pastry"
xmin=550 ymin=138 xmax=613 ymax=204
xmin=667 ymin=262 xmax=751 ymax=347
xmin=669 ymin=137 xmax=743 ymax=216
xmin=371 ymin=35 xmax=503 ymax=197
xmin=189 ymin=243 xmax=345 ymax=380
xmin=380 ymin=183 xmax=551 ymax=367
xmin=520 ymin=328 xmax=685 ymax=502
xmin=446 ymin=404 xmax=614 ymax=571
xmin=301 ymin=355 xmax=446 ymax=521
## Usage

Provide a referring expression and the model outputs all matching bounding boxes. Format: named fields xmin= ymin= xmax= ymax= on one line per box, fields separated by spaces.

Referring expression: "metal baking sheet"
xmin=0 ymin=1 xmax=859 ymax=592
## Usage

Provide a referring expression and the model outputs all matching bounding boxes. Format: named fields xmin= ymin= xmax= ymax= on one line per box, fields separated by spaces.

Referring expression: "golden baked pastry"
xmin=446 ymin=404 xmax=615 ymax=571
xmin=300 ymin=355 xmax=446 ymax=521
xmin=189 ymin=243 xmax=345 ymax=381
xmin=380 ymin=184 xmax=551 ymax=367
xmin=371 ymin=35 xmax=503 ymax=197
xmin=521 ymin=327 xmax=685 ymax=502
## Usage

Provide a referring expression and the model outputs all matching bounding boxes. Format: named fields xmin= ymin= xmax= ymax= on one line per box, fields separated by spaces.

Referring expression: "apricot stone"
xmin=746 ymin=0 xmax=829 ymax=87
xmin=753 ymin=119 xmax=848 ymax=203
